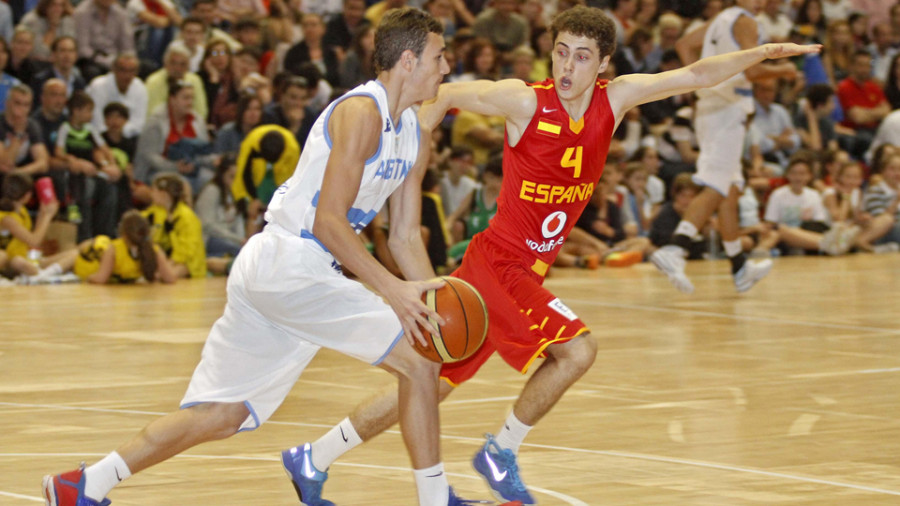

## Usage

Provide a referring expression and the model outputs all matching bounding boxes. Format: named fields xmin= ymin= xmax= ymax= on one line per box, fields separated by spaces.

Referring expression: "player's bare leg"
xmin=43 ymin=402 xmax=250 ymax=505
xmin=651 ymin=186 xmax=724 ymax=293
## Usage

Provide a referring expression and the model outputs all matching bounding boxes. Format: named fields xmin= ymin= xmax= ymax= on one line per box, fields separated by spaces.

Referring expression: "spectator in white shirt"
xmin=86 ymin=52 xmax=148 ymax=137
xmin=752 ymin=77 xmax=800 ymax=170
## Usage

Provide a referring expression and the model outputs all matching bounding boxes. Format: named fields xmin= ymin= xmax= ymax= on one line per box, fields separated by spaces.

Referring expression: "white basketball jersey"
xmin=265 ymin=80 xmax=421 ymax=250
xmin=696 ymin=6 xmax=758 ymax=112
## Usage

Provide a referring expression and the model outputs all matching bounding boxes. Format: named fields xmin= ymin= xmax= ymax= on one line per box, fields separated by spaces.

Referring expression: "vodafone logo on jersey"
xmin=525 ymin=212 xmax=567 ymax=253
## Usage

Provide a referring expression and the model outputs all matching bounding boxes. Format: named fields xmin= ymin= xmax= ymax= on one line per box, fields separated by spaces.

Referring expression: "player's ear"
xmin=401 ymin=49 xmax=416 ymax=72
xmin=597 ymin=54 xmax=611 ymax=75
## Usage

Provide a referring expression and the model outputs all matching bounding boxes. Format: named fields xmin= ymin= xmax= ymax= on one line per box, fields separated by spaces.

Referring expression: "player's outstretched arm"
xmin=607 ymin=43 xmax=821 ymax=118
xmin=418 ymin=79 xmax=536 ymax=131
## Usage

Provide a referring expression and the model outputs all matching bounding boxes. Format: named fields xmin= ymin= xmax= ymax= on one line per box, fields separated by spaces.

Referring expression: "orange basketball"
xmin=414 ymin=276 xmax=489 ymax=363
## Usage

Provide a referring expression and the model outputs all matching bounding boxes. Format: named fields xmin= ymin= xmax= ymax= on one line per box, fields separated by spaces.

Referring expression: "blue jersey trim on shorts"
xmin=372 ymin=328 xmax=405 ymax=366
xmin=178 ymin=400 xmax=261 ymax=431
xmin=237 ymin=401 xmax=261 ymax=432
xmin=301 ymin=229 xmax=331 ymax=253
xmin=323 ymin=92 xmax=383 ymax=165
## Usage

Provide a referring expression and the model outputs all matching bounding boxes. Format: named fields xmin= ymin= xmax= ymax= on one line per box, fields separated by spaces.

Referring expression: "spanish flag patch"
xmin=536 ymin=119 xmax=562 ymax=138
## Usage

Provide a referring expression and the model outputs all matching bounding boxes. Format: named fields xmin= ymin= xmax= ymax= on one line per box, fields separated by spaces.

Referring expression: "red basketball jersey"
xmin=481 ymin=78 xmax=615 ymax=276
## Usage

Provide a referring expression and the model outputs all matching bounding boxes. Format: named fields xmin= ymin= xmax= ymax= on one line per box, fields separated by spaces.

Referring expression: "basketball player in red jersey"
xmin=286 ymin=6 xmax=821 ymax=505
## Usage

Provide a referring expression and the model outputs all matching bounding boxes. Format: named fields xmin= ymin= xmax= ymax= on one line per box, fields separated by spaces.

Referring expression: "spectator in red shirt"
xmin=836 ymin=50 xmax=890 ymax=159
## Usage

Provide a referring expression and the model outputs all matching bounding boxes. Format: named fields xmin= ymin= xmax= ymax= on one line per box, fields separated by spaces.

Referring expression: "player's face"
xmin=410 ymin=33 xmax=450 ymax=101
xmin=551 ymin=32 xmax=608 ymax=101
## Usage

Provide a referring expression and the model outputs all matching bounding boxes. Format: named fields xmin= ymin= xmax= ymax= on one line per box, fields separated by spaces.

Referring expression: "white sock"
xmin=723 ymin=239 xmax=743 ymax=258
xmin=674 ymin=220 xmax=699 ymax=239
xmin=413 ymin=463 xmax=449 ymax=506
xmin=39 ymin=263 xmax=63 ymax=277
xmin=84 ymin=451 xmax=131 ymax=501
xmin=494 ymin=411 xmax=532 ymax=456
xmin=310 ymin=417 xmax=363 ymax=471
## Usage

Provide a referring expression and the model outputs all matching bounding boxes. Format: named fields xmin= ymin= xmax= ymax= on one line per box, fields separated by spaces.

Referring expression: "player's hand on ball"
xmin=387 ymin=278 xmax=446 ymax=348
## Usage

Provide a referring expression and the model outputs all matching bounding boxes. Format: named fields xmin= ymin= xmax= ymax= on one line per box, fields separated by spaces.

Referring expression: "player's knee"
xmin=382 ymin=341 xmax=441 ymax=382
xmin=555 ymin=333 xmax=598 ymax=373
xmin=187 ymin=402 xmax=249 ymax=440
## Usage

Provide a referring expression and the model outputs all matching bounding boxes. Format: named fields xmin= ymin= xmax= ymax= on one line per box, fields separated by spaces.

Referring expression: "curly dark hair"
xmin=551 ymin=5 xmax=617 ymax=59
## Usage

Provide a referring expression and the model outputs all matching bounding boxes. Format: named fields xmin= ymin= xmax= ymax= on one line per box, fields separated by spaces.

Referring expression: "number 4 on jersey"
xmin=561 ymin=146 xmax=583 ymax=178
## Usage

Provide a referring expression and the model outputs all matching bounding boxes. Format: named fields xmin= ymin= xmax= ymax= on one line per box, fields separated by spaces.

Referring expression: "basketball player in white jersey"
xmin=42 ymin=9 xmax=489 ymax=506
xmin=651 ymin=0 xmax=799 ymax=294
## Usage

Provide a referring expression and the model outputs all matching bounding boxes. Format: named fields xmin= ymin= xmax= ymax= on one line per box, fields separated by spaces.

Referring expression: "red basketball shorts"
xmin=439 ymin=233 xmax=590 ymax=386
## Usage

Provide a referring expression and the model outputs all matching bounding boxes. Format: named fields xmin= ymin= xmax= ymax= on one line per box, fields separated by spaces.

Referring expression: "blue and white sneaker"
xmin=447 ymin=487 xmax=499 ymax=505
xmin=281 ymin=443 xmax=335 ymax=506
xmin=472 ymin=434 xmax=535 ymax=505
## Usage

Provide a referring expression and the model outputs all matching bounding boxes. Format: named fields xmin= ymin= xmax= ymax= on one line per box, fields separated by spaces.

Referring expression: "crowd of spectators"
xmin=2 ymin=0 xmax=900 ymax=284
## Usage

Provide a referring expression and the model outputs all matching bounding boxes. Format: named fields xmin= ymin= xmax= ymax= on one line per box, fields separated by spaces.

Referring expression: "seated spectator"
xmin=339 ymin=24 xmax=376 ymax=89
xmin=283 ymin=13 xmax=340 ymax=88
xmin=208 ymin=47 xmax=270 ymax=129
xmin=54 ymin=90 xmax=119 ymax=241
xmin=197 ymin=39 xmax=233 ymax=120
xmin=135 ymin=78 xmax=214 ymax=191
xmin=884 ymin=53 xmax=900 ymax=110
xmin=420 ymin=168 xmax=451 ymax=272
xmin=21 ymin=0 xmax=78 ymax=62
xmin=30 ymin=79 xmax=69 ymax=202
xmin=795 ymin=83 xmax=840 ymax=152
xmin=823 ymin=19 xmax=854 ymax=84
xmin=214 ymin=91 xmax=263 ymax=154
xmin=0 ymin=38 xmax=23 ymax=114
xmin=232 ymin=19 xmax=274 ymax=74
xmin=142 ymin=173 xmax=207 ymax=279
xmin=0 ymin=3 xmax=11 ymax=43
xmin=31 ymin=36 xmax=85 ymax=107
xmin=822 ymin=160 xmax=885 ymax=252
xmin=126 ymin=0 xmax=182 ymax=68
xmin=260 ymin=75 xmax=309 ymax=147
xmin=865 ymin=105 xmax=900 ymax=164
xmin=868 ymin=23 xmax=897 ymax=84
xmin=72 ymin=0 xmax=135 ymax=81
xmin=629 ymin=145 xmax=665 ymax=208
xmin=471 ymin=0 xmax=528 ymax=54
xmin=232 ymin=125 xmax=300 ymax=216
xmin=650 ymin=173 xmax=707 ymax=259
xmin=619 ymin=27 xmax=656 ymax=75
xmin=102 ymin=102 xmax=138 ymax=221
xmin=190 ymin=0 xmax=242 ymax=51
xmin=167 ymin=17 xmax=207 ymax=73
xmin=836 ymin=50 xmax=890 ymax=159
xmin=528 ymin=27 xmax=552 ymax=82
xmin=506 ymin=45 xmax=535 ymax=82
xmin=0 ymin=84 xmax=50 ymax=180
xmin=757 ymin=0 xmax=793 ymax=43
xmin=439 ymin=146 xmax=478 ymax=217
xmin=621 ymin=162 xmax=654 ymax=239
xmin=450 ymin=108 xmax=504 ymax=169
xmin=794 ymin=0 xmax=827 ymax=44
xmin=86 ymin=52 xmax=147 ymax=138
xmin=861 ymin=153 xmax=900 ymax=249
xmin=451 ymin=37 xmax=500 ymax=82
xmin=446 ymin=154 xmax=501 ymax=256
xmin=145 ymin=45 xmax=208 ymax=119
xmin=423 ymin=0 xmax=458 ymax=40
xmin=196 ymin=155 xmax=245 ymax=258
xmin=322 ymin=0 xmax=369 ymax=59
xmin=574 ymin=163 xmax=651 ymax=263
xmin=737 ymin=163 xmax=780 ymax=257
xmin=0 ymin=173 xmax=65 ymax=280
xmin=6 ymin=29 xmax=47 ymax=87
xmin=752 ymin=77 xmax=801 ymax=169
xmin=764 ymin=155 xmax=857 ymax=255
xmin=72 ymin=210 xmax=176 ymax=283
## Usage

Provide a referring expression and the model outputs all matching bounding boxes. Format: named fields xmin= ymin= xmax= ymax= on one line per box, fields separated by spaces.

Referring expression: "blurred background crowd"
xmin=1 ymin=0 xmax=900 ymax=285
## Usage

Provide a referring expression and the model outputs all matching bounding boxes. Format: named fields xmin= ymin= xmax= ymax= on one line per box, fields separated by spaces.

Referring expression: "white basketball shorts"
xmin=181 ymin=228 xmax=404 ymax=431
xmin=693 ymin=96 xmax=749 ymax=196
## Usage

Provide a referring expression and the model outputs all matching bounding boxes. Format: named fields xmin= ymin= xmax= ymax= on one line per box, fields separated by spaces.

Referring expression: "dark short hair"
xmin=103 ymin=102 xmax=130 ymax=119
xmin=259 ymin=130 xmax=286 ymax=163
xmin=551 ymin=6 xmax=617 ymax=59
xmin=483 ymin=153 xmax=503 ymax=178
xmin=806 ymin=84 xmax=834 ymax=109
xmin=67 ymin=89 xmax=93 ymax=111
xmin=373 ymin=7 xmax=443 ymax=73
xmin=181 ymin=16 xmax=205 ymax=29
xmin=51 ymin=36 xmax=76 ymax=52
xmin=449 ymin=146 xmax=473 ymax=160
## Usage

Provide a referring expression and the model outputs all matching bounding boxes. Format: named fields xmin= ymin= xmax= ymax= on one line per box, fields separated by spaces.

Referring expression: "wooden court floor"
xmin=2 ymin=255 xmax=899 ymax=505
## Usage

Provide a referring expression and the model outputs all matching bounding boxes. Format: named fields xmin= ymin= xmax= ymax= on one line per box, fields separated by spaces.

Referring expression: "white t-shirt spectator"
xmin=440 ymin=173 xmax=481 ymax=217
xmin=765 ymin=185 xmax=828 ymax=227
